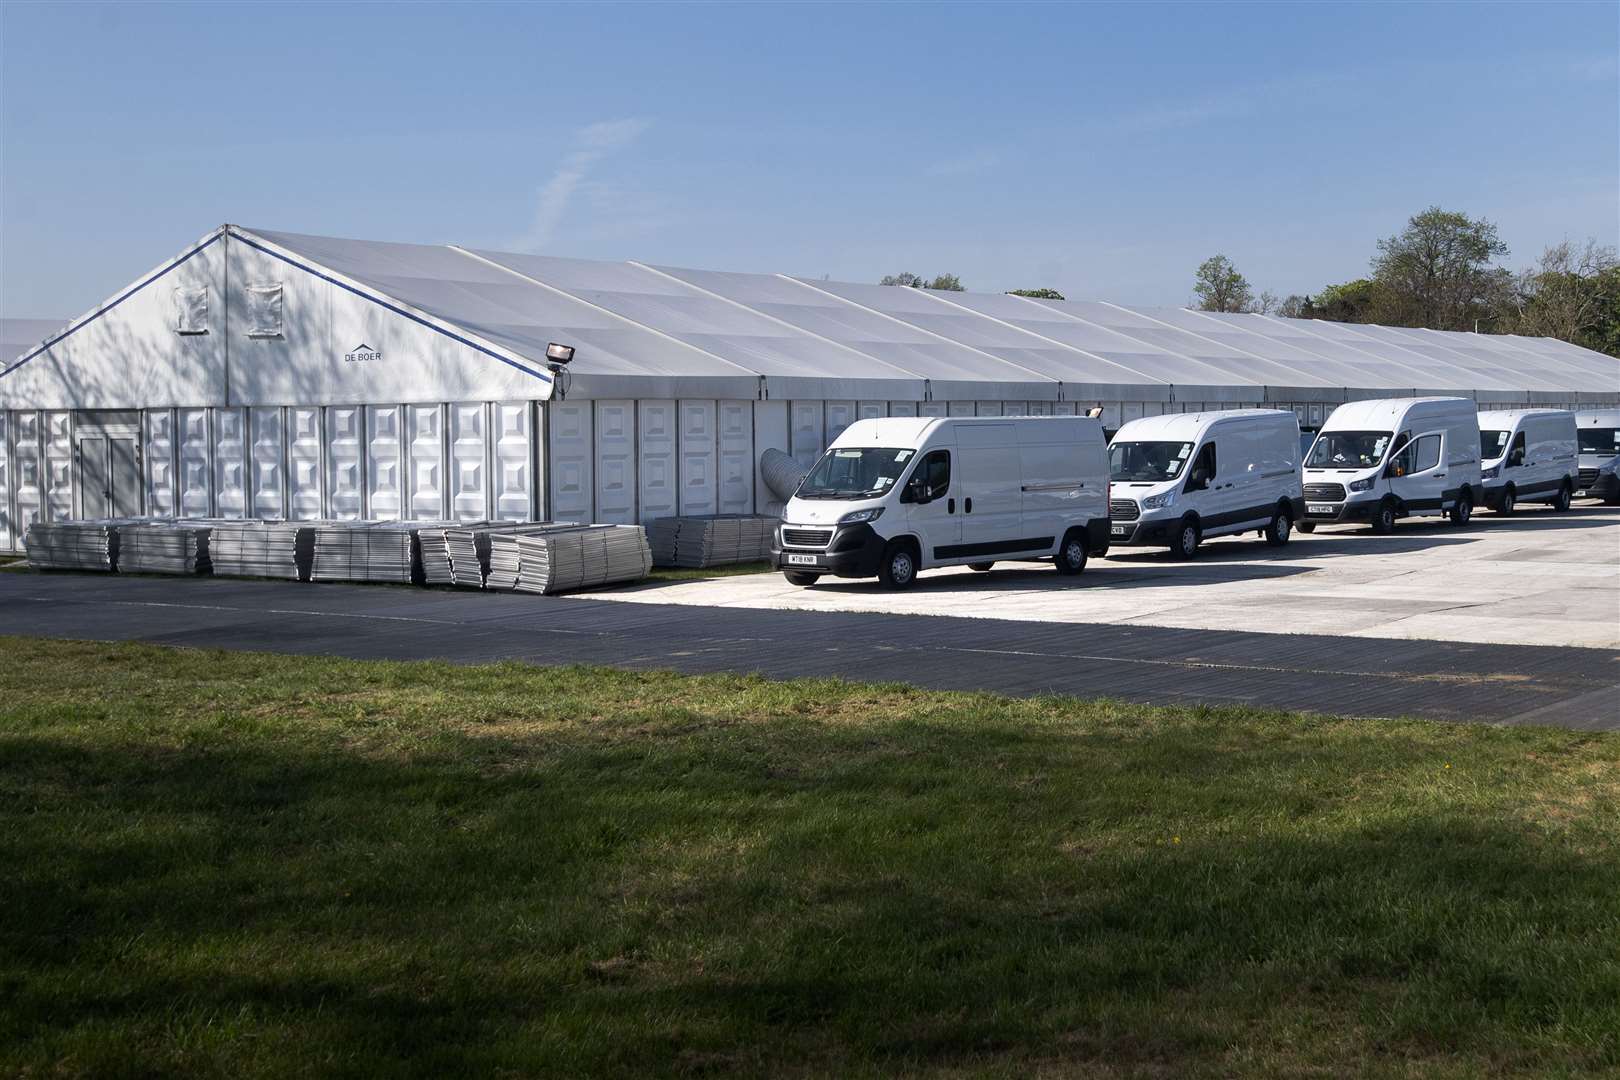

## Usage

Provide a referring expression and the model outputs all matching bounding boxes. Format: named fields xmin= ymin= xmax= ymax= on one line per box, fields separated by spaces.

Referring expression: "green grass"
xmin=2 ymin=637 xmax=1616 ymax=1078
xmin=644 ymin=559 xmax=773 ymax=583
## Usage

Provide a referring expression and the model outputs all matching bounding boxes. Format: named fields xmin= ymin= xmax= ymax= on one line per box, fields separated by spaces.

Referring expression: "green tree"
xmin=1498 ymin=239 xmax=1620 ymax=355
xmin=880 ymin=272 xmax=966 ymax=291
xmin=1304 ymin=279 xmax=1383 ymax=323
xmin=1007 ymin=287 xmax=1064 ymax=299
xmin=879 ymin=272 xmax=923 ymax=287
xmin=1193 ymin=255 xmax=1254 ymax=313
xmin=927 ymin=273 xmax=965 ymax=292
xmin=1276 ymin=294 xmax=1310 ymax=319
xmin=1370 ymin=206 xmax=1511 ymax=330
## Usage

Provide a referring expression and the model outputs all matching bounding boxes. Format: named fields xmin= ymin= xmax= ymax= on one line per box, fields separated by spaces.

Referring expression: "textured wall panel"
xmin=11 ymin=412 xmax=43 ymax=540
xmin=493 ymin=402 xmax=531 ymax=522
xmin=212 ymin=407 xmax=247 ymax=518
xmin=589 ymin=400 xmax=635 ymax=523
xmin=250 ymin=407 xmax=284 ymax=519
xmin=0 ymin=412 xmax=10 ymax=550
xmin=287 ymin=407 xmax=324 ymax=520
xmin=449 ymin=403 xmax=489 ymax=522
xmin=1001 ymin=402 xmax=1029 ymax=416
xmin=176 ymin=408 xmax=211 ymax=519
xmin=790 ymin=400 xmax=824 ymax=469
xmin=976 ymin=401 xmax=1004 ymax=417
xmin=548 ymin=402 xmax=593 ymax=523
xmin=888 ymin=401 xmax=919 ymax=417
xmin=326 ymin=406 xmax=365 ymax=520
xmin=143 ymin=410 xmax=176 ymax=518
xmin=824 ymin=400 xmax=856 ymax=445
xmin=717 ymin=400 xmax=754 ymax=515
xmin=752 ymin=400 xmax=788 ymax=514
xmin=1027 ymin=401 xmax=1052 ymax=416
xmin=44 ymin=411 xmax=73 ymax=521
xmin=678 ymin=399 xmax=718 ymax=517
xmin=636 ymin=399 xmax=677 ymax=523
xmin=858 ymin=400 xmax=887 ymax=421
xmin=1052 ymin=401 xmax=1078 ymax=416
xmin=365 ymin=405 xmax=402 ymax=520
xmin=407 ymin=405 xmax=446 ymax=521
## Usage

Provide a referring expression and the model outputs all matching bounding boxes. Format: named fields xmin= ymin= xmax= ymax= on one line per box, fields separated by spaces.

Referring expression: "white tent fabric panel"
xmin=175 ymin=409 xmax=209 ymax=519
xmin=717 ymin=400 xmax=753 ymax=514
xmin=11 ymin=412 xmax=43 ymax=540
xmin=593 ymin=400 xmax=636 ymax=524
xmin=751 ymin=400 xmax=789 ymax=514
xmin=1136 ymin=307 xmax=1356 ymax=387
xmin=859 ymin=401 xmax=886 ymax=420
xmin=919 ymin=402 xmax=948 ymax=417
xmin=493 ymin=403 xmax=532 ymax=522
xmin=287 ymin=407 xmax=324 ymax=520
xmin=977 ymin=402 xmax=1003 ymax=416
xmin=407 ymin=405 xmax=446 ymax=520
xmin=251 ymin=407 xmax=285 ymax=519
xmin=825 ymin=400 xmax=857 ymax=445
xmin=678 ymin=400 xmax=718 ymax=517
xmin=636 ymin=400 xmax=677 ymax=523
xmin=0 ymin=412 xmax=10 ymax=551
xmin=43 ymin=411 xmax=72 ymax=521
xmin=790 ymin=400 xmax=824 ymax=469
xmin=548 ymin=402 xmax=593 ymax=523
xmin=889 ymin=401 xmax=919 ymax=417
xmin=449 ymin=403 xmax=489 ymax=522
xmin=948 ymin=401 xmax=974 ymax=417
xmin=366 ymin=406 xmax=403 ymax=520
xmin=326 ymin=406 xmax=365 ymax=520
xmin=213 ymin=407 xmax=247 ymax=519
xmin=1201 ymin=313 xmax=1403 ymax=389
xmin=144 ymin=409 xmax=177 ymax=517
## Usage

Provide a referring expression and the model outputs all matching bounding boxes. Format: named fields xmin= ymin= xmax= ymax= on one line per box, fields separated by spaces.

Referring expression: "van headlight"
xmin=1141 ymin=492 xmax=1175 ymax=510
xmin=1481 ymin=465 xmax=1499 ymax=480
xmin=1348 ymin=477 xmax=1375 ymax=492
xmin=837 ymin=507 xmax=884 ymax=525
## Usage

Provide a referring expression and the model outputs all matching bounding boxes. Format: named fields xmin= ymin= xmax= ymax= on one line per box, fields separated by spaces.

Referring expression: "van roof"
xmin=1576 ymin=410 xmax=1620 ymax=426
xmin=1321 ymin=396 xmax=1473 ymax=431
xmin=828 ymin=414 xmax=1103 ymax=449
xmin=1477 ymin=408 xmax=1575 ymax=426
xmin=1112 ymin=408 xmax=1295 ymax=442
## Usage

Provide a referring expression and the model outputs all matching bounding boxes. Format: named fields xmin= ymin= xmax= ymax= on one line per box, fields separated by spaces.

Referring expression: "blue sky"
xmin=3 ymin=1 xmax=1616 ymax=319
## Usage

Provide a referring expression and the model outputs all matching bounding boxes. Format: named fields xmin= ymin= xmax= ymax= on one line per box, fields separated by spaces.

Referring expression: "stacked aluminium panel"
xmin=646 ymin=514 xmax=776 ymax=568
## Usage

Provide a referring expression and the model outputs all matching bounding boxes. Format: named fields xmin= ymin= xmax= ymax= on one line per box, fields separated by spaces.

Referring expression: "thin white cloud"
xmin=926 ymin=148 xmax=1003 ymax=177
xmin=522 ymin=118 xmax=651 ymax=251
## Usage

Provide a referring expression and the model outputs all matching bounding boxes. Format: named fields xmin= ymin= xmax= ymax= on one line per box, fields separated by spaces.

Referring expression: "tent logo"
xmin=344 ymin=343 xmax=381 ymax=363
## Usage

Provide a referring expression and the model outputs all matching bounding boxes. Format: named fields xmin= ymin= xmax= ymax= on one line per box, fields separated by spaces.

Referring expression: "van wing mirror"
xmin=902 ymin=474 xmax=928 ymax=504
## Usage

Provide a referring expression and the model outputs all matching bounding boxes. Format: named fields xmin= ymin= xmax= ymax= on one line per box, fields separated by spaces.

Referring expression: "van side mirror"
xmin=902 ymin=475 xmax=929 ymax=504
xmin=1185 ymin=468 xmax=1208 ymax=492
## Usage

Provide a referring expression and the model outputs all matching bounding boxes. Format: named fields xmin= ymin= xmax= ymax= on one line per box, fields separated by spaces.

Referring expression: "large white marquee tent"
xmin=2 ymin=223 xmax=1616 ymax=552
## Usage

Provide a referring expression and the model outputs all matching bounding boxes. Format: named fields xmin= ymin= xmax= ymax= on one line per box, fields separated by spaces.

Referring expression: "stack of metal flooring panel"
xmin=309 ymin=521 xmax=457 ymax=585
xmin=117 ymin=521 xmax=214 ymax=575
xmin=418 ymin=521 xmax=492 ymax=586
xmin=24 ymin=520 xmax=122 ymax=571
xmin=646 ymin=514 xmax=777 ymax=568
xmin=448 ymin=522 xmax=578 ymax=589
xmin=487 ymin=524 xmax=652 ymax=595
xmin=209 ymin=521 xmax=313 ymax=581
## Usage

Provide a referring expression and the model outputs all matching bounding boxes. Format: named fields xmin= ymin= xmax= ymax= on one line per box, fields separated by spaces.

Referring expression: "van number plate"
xmin=1307 ymin=504 xmax=1336 ymax=515
xmin=786 ymin=553 xmax=819 ymax=566
xmin=1111 ymin=525 xmax=1129 ymax=536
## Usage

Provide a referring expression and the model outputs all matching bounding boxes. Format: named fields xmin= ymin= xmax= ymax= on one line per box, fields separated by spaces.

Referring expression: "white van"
xmin=771 ymin=416 xmax=1110 ymax=589
xmin=1106 ymin=409 xmax=1304 ymax=558
xmin=1575 ymin=410 xmax=1620 ymax=503
xmin=1477 ymin=409 xmax=1578 ymax=513
xmin=1300 ymin=397 xmax=1482 ymax=533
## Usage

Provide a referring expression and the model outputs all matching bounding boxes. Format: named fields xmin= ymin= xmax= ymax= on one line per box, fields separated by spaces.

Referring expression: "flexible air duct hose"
xmin=759 ymin=447 xmax=809 ymax=501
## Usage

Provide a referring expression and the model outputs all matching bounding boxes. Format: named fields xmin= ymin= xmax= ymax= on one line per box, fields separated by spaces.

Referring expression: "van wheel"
xmin=1264 ymin=506 xmax=1292 ymax=546
xmin=1552 ymin=483 xmax=1572 ymax=512
xmin=878 ymin=541 xmax=918 ymax=590
xmin=1371 ymin=500 xmax=1397 ymax=534
xmin=1296 ymin=521 xmax=1316 ymax=533
xmin=1498 ymin=486 xmax=1515 ymax=515
xmin=1172 ymin=518 xmax=1200 ymax=559
xmin=1448 ymin=490 xmax=1473 ymax=526
xmin=1054 ymin=532 xmax=1088 ymax=575
xmin=783 ymin=571 xmax=820 ymax=587
xmin=968 ymin=562 xmax=995 ymax=572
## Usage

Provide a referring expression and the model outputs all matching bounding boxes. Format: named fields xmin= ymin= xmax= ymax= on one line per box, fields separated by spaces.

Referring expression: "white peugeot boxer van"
xmin=771 ymin=416 xmax=1111 ymax=589
xmin=1477 ymin=409 xmax=1578 ymax=513
xmin=1575 ymin=410 xmax=1620 ymax=503
xmin=1106 ymin=409 xmax=1304 ymax=558
xmin=1300 ymin=397 xmax=1482 ymax=533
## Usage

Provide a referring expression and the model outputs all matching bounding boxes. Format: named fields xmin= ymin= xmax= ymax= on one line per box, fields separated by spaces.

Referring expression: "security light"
xmin=545 ymin=342 xmax=575 ymax=365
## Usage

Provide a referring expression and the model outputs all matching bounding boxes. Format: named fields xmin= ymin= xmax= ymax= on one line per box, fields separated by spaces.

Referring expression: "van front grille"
xmin=1109 ymin=499 xmax=1140 ymax=522
xmin=1578 ymin=468 xmax=1599 ymax=489
xmin=1304 ymin=482 xmax=1347 ymax=501
xmin=782 ymin=527 xmax=833 ymax=548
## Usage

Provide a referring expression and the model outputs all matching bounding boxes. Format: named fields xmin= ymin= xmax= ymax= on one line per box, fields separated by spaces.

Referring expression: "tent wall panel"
xmin=287 ymin=406 xmax=324 ymax=520
xmin=44 ymin=411 xmax=73 ymax=522
xmin=251 ymin=407 xmax=286 ymax=519
xmin=1053 ymin=402 xmax=1077 ymax=416
xmin=752 ymin=400 xmax=789 ymax=513
xmin=1002 ymin=402 xmax=1029 ymax=416
xmin=889 ymin=401 xmax=919 ymax=417
xmin=976 ymin=402 xmax=1004 ymax=417
xmin=858 ymin=400 xmax=887 ymax=420
xmin=718 ymin=399 xmax=753 ymax=514
xmin=1027 ymin=401 xmax=1051 ymax=416
xmin=493 ymin=402 xmax=533 ymax=522
xmin=174 ymin=408 xmax=210 ymax=519
xmin=213 ymin=407 xmax=247 ymax=518
xmin=790 ymin=401 xmax=824 ymax=469
xmin=326 ymin=406 xmax=365 ymax=520
xmin=365 ymin=405 xmax=403 ymax=520
xmin=678 ymin=399 xmax=718 ymax=517
xmin=407 ymin=404 xmax=446 ymax=520
xmin=593 ymin=399 xmax=637 ymax=524
xmin=825 ymin=400 xmax=857 ymax=445
xmin=919 ymin=402 xmax=948 ymax=418
xmin=636 ymin=399 xmax=677 ymax=523
xmin=548 ymin=401 xmax=593 ymax=523
xmin=11 ymin=411 xmax=43 ymax=542
xmin=947 ymin=401 xmax=973 ymax=417
xmin=143 ymin=409 xmax=177 ymax=517
xmin=449 ymin=403 xmax=489 ymax=522
xmin=0 ymin=412 xmax=10 ymax=551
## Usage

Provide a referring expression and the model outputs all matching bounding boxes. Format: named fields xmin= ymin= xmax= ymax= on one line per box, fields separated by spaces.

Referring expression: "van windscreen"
xmin=796 ymin=447 xmax=916 ymax=499
xmin=1481 ymin=430 xmax=1511 ymax=459
xmin=1577 ymin=428 xmax=1618 ymax=454
xmin=1109 ymin=442 xmax=1194 ymax=482
xmin=1307 ymin=431 xmax=1391 ymax=470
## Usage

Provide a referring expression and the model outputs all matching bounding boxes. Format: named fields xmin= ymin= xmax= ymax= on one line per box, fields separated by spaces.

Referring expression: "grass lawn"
xmin=644 ymin=560 xmax=772 ymax=583
xmin=2 ymin=637 xmax=1616 ymax=1078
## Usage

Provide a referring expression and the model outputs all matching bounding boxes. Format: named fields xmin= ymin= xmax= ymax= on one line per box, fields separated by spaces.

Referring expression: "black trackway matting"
xmin=1 ymin=572 xmax=1615 ymax=729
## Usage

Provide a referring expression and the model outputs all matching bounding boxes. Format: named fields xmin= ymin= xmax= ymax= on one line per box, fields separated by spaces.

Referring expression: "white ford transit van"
xmin=1575 ymin=410 xmax=1620 ymax=503
xmin=1477 ymin=409 xmax=1578 ymax=513
xmin=1300 ymin=397 xmax=1482 ymax=533
xmin=771 ymin=416 xmax=1110 ymax=589
xmin=1106 ymin=409 xmax=1304 ymax=558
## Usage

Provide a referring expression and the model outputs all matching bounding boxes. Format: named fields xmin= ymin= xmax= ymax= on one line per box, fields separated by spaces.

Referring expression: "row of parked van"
xmin=769 ymin=401 xmax=1619 ymax=590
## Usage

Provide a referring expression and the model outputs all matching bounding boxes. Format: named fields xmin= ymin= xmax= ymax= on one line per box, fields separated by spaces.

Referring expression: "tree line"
xmin=1192 ymin=207 xmax=1620 ymax=357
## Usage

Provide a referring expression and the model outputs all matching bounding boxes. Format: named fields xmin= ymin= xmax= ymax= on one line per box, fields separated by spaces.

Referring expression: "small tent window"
xmin=245 ymin=284 xmax=284 ymax=338
xmin=174 ymin=286 xmax=208 ymax=335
